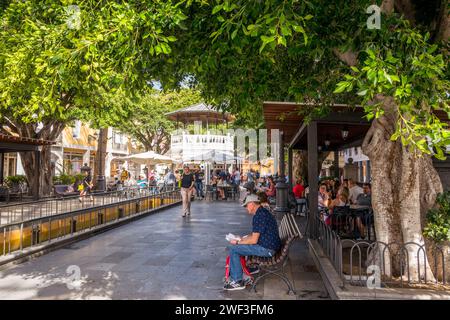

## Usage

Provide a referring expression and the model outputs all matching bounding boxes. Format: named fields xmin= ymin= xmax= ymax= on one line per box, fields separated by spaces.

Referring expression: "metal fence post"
xmin=19 ymin=223 xmax=23 ymax=251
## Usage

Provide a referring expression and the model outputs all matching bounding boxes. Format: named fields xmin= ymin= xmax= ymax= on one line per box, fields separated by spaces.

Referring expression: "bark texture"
xmin=292 ymin=150 xmax=330 ymax=182
xmin=1 ymin=118 xmax=65 ymax=197
xmin=362 ymin=95 xmax=443 ymax=281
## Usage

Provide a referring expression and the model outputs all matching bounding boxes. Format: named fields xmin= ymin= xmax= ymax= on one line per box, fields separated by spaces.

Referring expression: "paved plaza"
xmin=0 ymin=199 xmax=328 ymax=300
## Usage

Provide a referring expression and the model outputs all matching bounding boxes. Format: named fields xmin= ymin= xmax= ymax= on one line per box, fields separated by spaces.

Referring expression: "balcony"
xmin=170 ymin=133 xmax=234 ymax=161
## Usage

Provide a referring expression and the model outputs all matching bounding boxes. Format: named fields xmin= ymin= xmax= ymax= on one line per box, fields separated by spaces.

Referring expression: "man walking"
xmin=224 ymin=194 xmax=281 ymax=290
xmin=180 ymin=165 xmax=195 ymax=217
xmin=194 ymin=168 xmax=204 ymax=199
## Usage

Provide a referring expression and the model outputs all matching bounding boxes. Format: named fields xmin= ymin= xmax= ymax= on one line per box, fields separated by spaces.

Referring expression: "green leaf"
xmin=277 ymin=35 xmax=287 ymax=46
xmin=231 ymin=29 xmax=237 ymax=40
xmin=212 ymin=5 xmax=223 ymax=15
xmin=357 ymin=89 xmax=368 ymax=96
xmin=292 ymin=25 xmax=304 ymax=33
xmin=334 ymin=81 xmax=349 ymax=93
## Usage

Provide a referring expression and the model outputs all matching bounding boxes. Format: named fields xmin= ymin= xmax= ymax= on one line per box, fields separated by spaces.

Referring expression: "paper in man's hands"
xmin=225 ymin=233 xmax=241 ymax=242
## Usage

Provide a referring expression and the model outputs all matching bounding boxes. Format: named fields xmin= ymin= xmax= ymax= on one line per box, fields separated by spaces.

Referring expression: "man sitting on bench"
xmin=224 ymin=194 xmax=281 ymax=291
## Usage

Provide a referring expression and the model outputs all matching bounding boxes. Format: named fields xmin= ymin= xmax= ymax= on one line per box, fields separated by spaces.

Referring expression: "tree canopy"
xmin=151 ymin=0 xmax=449 ymax=158
xmin=115 ymin=88 xmax=203 ymax=153
xmin=1 ymin=1 xmax=447 ymax=157
xmin=0 ymin=0 xmax=186 ymax=135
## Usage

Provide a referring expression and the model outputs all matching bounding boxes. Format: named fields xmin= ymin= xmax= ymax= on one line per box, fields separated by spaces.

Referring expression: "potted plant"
xmin=423 ymin=191 xmax=450 ymax=282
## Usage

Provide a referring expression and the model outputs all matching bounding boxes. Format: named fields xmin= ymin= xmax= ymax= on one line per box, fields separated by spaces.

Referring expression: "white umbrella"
xmin=115 ymin=151 xmax=175 ymax=165
xmin=183 ymin=150 xmax=240 ymax=163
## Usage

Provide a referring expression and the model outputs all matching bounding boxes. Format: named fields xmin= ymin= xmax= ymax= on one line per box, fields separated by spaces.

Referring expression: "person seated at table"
xmin=256 ymin=191 xmax=272 ymax=212
xmin=356 ymin=183 xmax=372 ymax=207
xmin=354 ymin=183 xmax=372 ymax=240
xmin=137 ymin=175 xmax=148 ymax=189
xmin=265 ymin=176 xmax=276 ymax=198
xmin=318 ymin=184 xmax=330 ymax=211
xmin=217 ymin=177 xmax=227 ymax=200
xmin=293 ymin=178 xmax=305 ymax=199
xmin=326 ymin=191 xmax=350 ymax=226
xmin=328 ymin=189 xmax=350 ymax=210
xmin=348 ymin=179 xmax=364 ymax=204
xmin=337 ymin=179 xmax=348 ymax=196
xmin=331 ymin=179 xmax=341 ymax=199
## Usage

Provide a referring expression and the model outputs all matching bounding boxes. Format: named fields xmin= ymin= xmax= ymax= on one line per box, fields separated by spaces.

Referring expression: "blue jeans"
xmin=195 ymin=181 xmax=204 ymax=197
xmin=228 ymin=244 xmax=274 ymax=282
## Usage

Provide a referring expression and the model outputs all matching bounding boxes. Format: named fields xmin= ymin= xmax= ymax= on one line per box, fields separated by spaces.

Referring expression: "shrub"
xmin=53 ymin=174 xmax=75 ymax=186
xmin=423 ymin=191 xmax=450 ymax=243
xmin=4 ymin=175 xmax=27 ymax=187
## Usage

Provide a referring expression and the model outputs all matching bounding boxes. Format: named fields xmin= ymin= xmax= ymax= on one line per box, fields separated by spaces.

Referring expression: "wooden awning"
xmin=0 ymin=134 xmax=55 ymax=153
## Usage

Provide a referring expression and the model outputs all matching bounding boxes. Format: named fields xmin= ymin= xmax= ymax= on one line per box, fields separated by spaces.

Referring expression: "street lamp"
xmin=324 ymin=134 xmax=331 ymax=148
xmin=341 ymin=126 xmax=349 ymax=140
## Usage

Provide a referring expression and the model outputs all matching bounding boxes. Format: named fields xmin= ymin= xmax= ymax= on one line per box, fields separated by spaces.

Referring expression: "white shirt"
xmin=349 ymin=185 xmax=364 ymax=203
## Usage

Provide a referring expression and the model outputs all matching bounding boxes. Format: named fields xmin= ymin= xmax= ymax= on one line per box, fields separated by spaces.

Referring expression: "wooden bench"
xmin=248 ymin=213 xmax=302 ymax=295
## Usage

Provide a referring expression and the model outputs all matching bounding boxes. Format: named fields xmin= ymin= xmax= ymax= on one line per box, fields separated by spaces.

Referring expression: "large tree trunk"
xmin=362 ymin=95 xmax=442 ymax=282
xmin=292 ymin=150 xmax=330 ymax=182
xmin=19 ymin=145 xmax=53 ymax=197
xmin=4 ymin=119 xmax=65 ymax=197
xmin=93 ymin=128 xmax=108 ymax=189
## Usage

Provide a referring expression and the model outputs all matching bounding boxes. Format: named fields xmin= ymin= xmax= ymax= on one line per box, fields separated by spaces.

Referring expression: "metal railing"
xmin=312 ymin=216 xmax=449 ymax=288
xmin=0 ymin=189 xmax=181 ymax=258
xmin=0 ymin=186 xmax=173 ymax=226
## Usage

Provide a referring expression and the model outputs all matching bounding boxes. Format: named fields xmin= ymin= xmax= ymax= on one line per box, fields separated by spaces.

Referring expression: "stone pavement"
xmin=0 ymin=199 xmax=329 ymax=300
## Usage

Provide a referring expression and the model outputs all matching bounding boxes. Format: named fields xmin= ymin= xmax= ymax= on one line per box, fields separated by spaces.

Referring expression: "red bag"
xmin=224 ymin=255 xmax=253 ymax=283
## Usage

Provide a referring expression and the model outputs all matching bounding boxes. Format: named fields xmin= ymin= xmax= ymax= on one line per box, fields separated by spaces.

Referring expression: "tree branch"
xmin=333 ymin=48 xmax=358 ymax=66
xmin=394 ymin=0 xmax=416 ymax=23
xmin=381 ymin=0 xmax=395 ymax=14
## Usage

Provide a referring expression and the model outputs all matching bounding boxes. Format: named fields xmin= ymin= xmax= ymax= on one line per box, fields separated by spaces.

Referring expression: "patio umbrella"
xmin=115 ymin=151 xmax=176 ymax=165
xmin=183 ymin=150 xmax=240 ymax=163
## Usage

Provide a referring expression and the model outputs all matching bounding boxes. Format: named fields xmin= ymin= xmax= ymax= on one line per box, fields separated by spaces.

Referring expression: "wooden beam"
xmin=0 ymin=153 xmax=4 ymax=185
xmin=288 ymin=146 xmax=293 ymax=189
xmin=308 ymin=121 xmax=318 ymax=235
xmin=289 ymin=122 xmax=307 ymax=149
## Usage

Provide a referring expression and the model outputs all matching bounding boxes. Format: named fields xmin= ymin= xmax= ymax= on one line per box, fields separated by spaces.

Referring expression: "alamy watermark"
xmin=366 ymin=5 xmax=381 ymax=30
xmin=66 ymin=265 xmax=82 ymax=290
xmin=366 ymin=265 xmax=381 ymax=289
xmin=65 ymin=5 xmax=81 ymax=30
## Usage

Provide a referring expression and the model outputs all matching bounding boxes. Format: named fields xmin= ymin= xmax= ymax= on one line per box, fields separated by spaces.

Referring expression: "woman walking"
xmin=180 ymin=165 xmax=195 ymax=217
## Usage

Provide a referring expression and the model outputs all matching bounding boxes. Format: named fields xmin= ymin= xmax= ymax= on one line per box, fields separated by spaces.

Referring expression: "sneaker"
xmin=247 ymin=266 xmax=260 ymax=275
xmin=243 ymin=277 xmax=253 ymax=286
xmin=182 ymin=214 xmax=186 ymax=217
xmin=223 ymin=280 xmax=245 ymax=291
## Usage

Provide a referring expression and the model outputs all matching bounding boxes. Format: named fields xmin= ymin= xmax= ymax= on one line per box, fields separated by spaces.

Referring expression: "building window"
xmin=72 ymin=121 xmax=81 ymax=139
xmin=63 ymin=151 xmax=84 ymax=175
xmin=112 ymin=130 xmax=127 ymax=151
xmin=2 ymin=153 xmax=17 ymax=177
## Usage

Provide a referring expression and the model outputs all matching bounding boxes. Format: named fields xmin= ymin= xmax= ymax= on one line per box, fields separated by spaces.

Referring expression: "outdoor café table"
xmin=217 ymin=184 xmax=234 ymax=200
